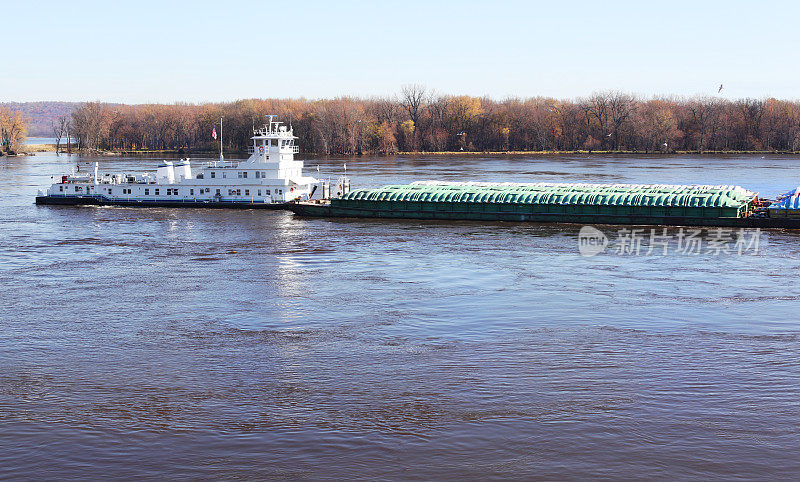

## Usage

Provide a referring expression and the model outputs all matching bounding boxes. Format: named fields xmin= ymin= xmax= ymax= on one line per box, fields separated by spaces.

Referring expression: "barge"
xmin=289 ymin=181 xmax=800 ymax=229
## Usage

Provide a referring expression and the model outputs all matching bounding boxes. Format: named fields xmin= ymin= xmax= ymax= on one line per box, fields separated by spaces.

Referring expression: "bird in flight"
xmin=718 ymin=84 xmax=724 ymax=93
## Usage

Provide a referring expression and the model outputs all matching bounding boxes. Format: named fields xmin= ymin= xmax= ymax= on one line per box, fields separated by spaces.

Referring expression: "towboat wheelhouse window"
xmin=145 ymin=189 xmax=149 ymax=195
xmin=210 ymin=172 xmax=215 ymax=179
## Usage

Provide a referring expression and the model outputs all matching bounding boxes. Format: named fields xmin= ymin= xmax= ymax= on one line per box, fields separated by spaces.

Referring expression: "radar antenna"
xmin=265 ymin=114 xmax=278 ymax=133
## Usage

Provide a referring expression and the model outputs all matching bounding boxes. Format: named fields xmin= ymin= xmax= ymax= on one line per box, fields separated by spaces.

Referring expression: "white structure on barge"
xmin=36 ymin=117 xmax=350 ymax=207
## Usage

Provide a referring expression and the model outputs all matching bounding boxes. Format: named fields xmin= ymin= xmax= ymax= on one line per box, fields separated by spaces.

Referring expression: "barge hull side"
xmin=289 ymin=204 xmax=800 ymax=229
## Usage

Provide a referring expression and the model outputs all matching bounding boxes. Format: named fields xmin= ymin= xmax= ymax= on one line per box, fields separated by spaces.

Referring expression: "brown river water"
xmin=2 ymin=152 xmax=800 ymax=479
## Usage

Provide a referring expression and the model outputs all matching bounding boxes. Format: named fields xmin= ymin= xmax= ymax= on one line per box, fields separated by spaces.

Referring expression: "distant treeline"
xmin=0 ymin=101 xmax=81 ymax=137
xmin=66 ymin=87 xmax=800 ymax=154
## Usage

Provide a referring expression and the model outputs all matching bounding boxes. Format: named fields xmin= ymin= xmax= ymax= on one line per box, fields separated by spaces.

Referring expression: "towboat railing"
xmin=247 ymin=146 xmax=300 ymax=154
xmin=204 ymin=161 xmax=238 ymax=168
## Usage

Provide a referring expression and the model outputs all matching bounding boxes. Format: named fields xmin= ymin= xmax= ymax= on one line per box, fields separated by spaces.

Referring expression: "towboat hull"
xmin=36 ymin=194 xmax=290 ymax=209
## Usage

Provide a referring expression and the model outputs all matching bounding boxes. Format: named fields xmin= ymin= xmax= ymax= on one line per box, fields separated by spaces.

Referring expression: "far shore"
xmin=10 ymin=144 xmax=800 ymax=157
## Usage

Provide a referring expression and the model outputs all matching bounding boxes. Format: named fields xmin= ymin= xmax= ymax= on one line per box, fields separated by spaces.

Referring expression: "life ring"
xmin=258 ymin=145 xmax=264 ymax=153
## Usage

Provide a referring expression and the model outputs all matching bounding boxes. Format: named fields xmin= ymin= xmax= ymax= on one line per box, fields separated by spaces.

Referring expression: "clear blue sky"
xmin=3 ymin=0 xmax=798 ymax=103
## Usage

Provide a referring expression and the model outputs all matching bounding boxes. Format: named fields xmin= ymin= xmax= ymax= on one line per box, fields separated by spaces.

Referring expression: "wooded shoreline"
xmin=8 ymin=88 xmax=800 ymax=157
xmin=65 ymin=89 xmax=800 ymax=156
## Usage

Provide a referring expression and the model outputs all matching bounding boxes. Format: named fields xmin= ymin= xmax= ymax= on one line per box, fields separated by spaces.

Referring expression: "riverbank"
xmin=16 ymin=136 xmax=800 ymax=158
xmin=396 ymin=149 xmax=800 ymax=156
xmin=8 ymin=143 xmax=78 ymax=155
xmin=36 ymin=147 xmax=800 ymax=157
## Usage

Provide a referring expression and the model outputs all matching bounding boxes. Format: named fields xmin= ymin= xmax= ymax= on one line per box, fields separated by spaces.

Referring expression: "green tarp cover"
xmin=341 ymin=181 xmax=756 ymax=209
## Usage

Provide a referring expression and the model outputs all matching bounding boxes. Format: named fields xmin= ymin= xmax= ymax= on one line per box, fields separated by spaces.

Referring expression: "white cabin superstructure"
xmin=37 ymin=117 xmax=350 ymax=207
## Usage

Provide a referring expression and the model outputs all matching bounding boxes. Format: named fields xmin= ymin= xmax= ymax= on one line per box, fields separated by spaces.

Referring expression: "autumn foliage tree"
xmin=68 ymin=91 xmax=800 ymax=155
xmin=0 ymin=108 xmax=28 ymax=154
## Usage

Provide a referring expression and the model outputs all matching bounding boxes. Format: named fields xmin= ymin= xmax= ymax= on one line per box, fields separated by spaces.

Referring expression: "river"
xmin=2 ymin=152 xmax=800 ymax=478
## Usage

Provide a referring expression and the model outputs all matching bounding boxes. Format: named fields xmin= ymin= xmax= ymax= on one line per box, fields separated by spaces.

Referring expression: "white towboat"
xmin=36 ymin=116 xmax=350 ymax=208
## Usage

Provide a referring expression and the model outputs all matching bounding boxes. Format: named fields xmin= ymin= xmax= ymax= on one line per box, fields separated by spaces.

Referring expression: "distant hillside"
xmin=1 ymin=102 xmax=80 ymax=136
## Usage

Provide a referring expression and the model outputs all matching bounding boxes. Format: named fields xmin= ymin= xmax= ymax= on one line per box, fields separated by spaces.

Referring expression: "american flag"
xmin=212 ymin=127 xmax=217 ymax=140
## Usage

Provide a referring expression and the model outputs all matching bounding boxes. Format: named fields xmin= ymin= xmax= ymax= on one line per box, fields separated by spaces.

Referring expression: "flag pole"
xmin=219 ymin=117 xmax=224 ymax=163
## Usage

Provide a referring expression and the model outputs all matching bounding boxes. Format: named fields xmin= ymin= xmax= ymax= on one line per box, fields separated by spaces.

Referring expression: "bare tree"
xmin=687 ymin=97 xmax=720 ymax=152
xmin=585 ymin=92 xmax=610 ymax=148
xmin=66 ymin=119 xmax=72 ymax=153
xmin=401 ymin=84 xmax=427 ymax=149
xmin=52 ymin=115 xmax=69 ymax=154
xmin=371 ymin=96 xmax=398 ymax=124
xmin=608 ymin=92 xmax=634 ymax=149
xmin=737 ymin=98 xmax=765 ymax=149
xmin=72 ymin=102 xmax=112 ymax=150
